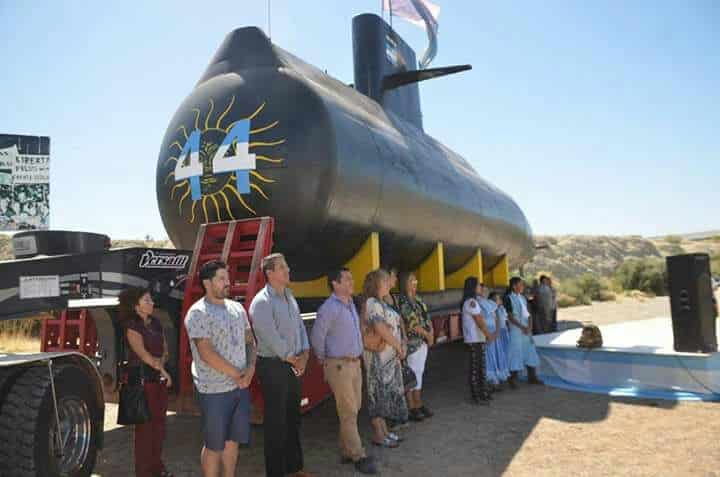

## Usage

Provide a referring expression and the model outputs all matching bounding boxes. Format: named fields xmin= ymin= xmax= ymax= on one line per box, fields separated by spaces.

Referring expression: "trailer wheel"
xmin=0 ymin=364 xmax=100 ymax=477
xmin=0 ymin=367 xmax=17 ymax=469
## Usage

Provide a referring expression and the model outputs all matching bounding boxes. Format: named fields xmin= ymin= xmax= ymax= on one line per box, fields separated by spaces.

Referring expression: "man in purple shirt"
xmin=311 ymin=268 xmax=377 ymax=475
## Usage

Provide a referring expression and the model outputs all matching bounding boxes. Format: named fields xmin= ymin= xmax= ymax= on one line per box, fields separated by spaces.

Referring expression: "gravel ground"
xmin=94 ymin=296 xmax=720 ymax=477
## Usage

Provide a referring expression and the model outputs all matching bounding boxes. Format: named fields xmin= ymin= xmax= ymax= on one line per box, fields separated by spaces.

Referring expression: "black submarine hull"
xmin=156 ymin=21 xmax=533 ymax=281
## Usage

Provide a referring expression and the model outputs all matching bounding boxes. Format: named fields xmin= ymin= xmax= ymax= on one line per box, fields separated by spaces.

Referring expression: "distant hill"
xmin=524 ymin=235 xmax=662 ymax=281
xmin=524 ymin=234 xmax=720 ymax=281
xmin=649 ymin=231 xmax=720 ymax=241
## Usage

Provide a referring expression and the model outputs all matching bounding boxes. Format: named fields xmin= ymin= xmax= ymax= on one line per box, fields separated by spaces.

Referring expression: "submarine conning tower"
xmin=353 ymin=14 xmax=424 ymax=130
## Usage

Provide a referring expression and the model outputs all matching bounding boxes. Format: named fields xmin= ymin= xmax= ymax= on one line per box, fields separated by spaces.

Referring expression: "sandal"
xmin=387 ymin=432 xmax=404 ymax=442
xmin=372 ymin=437 xmax=399 ymax=448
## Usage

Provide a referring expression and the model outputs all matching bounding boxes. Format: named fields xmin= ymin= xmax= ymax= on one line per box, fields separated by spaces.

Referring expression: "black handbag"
xmin=401 ymin=361 xmax=417 ymax=390
xmin=117 ymin=364 xmax=152 ymax=425
xmin=394 ymin=306 xmax=418 ymax=390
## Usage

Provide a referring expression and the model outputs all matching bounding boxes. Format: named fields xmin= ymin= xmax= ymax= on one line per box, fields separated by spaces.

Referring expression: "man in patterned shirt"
xmin=185 ymin=260 xmax=257 ymax=477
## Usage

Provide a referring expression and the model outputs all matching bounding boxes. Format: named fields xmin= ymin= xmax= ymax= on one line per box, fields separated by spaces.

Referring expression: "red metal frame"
xmin=176 ymin=217 xmax=332 ymax=416
xmin=177 ymin=218 xmax=275 ymax=398
xmin=40 ymin=308 xmax=98 ymax=356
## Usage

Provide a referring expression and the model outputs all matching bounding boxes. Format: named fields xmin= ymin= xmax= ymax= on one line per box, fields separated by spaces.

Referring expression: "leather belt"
xmin=327 ymin=356 xmax=361 ymax=362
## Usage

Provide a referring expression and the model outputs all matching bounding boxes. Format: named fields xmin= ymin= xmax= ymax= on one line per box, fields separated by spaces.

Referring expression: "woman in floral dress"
xmin=361 ymin=269 xmax=409 ymax=448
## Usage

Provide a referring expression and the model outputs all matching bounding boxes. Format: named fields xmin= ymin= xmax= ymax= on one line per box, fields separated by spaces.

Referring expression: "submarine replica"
xmin=156 ymin=13 xmax=534 ymax=293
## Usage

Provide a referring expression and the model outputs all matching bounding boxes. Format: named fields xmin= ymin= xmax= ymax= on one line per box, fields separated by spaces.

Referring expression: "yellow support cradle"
xmin=485 ymin=255 xmax=509 ymax=288
xmin=445 ymin=249 xmax=483 ymax=289
xmin=291 ymin=232 xmax=380 ymax=297
xmin=415 ymin=242 xmax=445 ymax=292
xmin=346 ymin=232 xmax=380 ymax=295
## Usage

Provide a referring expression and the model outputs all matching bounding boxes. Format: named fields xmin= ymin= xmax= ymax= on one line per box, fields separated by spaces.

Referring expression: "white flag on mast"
xmin=383 ymin=0 xmax=440 ymax=30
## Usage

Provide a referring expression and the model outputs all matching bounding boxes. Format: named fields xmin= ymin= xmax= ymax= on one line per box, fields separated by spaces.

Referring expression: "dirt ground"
xmin=93 ymin=296 xmax=720 ymax=477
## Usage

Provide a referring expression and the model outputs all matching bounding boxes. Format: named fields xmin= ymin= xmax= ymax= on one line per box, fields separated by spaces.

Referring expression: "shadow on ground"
xmin=94 ymin=342 xmax=678 ymax=477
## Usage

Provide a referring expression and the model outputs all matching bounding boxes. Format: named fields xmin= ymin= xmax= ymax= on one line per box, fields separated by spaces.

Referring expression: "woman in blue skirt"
xmin=489 ymin=291 xmax=511 ymax=388
xmin=478 ymin=285 xmax=502 ymax=392
xmin=505 ymin=277 xmax=544 ymax=388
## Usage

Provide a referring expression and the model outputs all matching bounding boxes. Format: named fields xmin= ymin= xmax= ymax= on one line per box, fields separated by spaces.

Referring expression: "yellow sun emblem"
xmin=163 ymin=96 xmax=285 ymax=223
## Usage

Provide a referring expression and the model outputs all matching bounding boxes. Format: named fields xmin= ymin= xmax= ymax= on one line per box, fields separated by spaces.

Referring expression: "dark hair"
xmin=382 ymin=263 xmax=398 ymax=275
xmin=398 ymin=271 xmax=415 ymax=296
xmin=199 ymin=260 xmax=227 ymax=294
xmin=509 ymin=276 xmax=523 ymax=291
xmin=328 ymin=267 xmax=350 ymax=292
xmin=461 ymin=276 xmax=479 ymax=310
xmin=261 ymin=253 xmax=285 ymax=279
xmin=118 ymin=287 xmax=152 ymax=328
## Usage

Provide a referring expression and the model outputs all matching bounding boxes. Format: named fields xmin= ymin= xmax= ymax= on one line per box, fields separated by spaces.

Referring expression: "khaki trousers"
xmin=324 ymin=358 xmax=366 ymax=461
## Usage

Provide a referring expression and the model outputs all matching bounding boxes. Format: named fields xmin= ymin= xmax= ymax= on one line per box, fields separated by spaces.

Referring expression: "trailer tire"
xmin=0 ymin=367 xmax=18 ymax=469
xmin=0 ymin=364 xmax=100 ymax=477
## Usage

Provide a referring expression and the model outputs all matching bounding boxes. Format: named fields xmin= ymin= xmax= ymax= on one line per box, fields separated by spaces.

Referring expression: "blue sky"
xmin=0 ymin=1 xmax=717 ymax=239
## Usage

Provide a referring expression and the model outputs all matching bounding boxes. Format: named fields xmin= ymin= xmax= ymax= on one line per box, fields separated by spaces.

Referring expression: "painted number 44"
xmin=174 ymin=119 xmax=256 ymax=200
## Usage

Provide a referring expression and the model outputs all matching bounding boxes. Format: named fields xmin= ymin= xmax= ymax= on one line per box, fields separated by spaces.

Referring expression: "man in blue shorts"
xmin=185 ymin=260 xmax=257 ymax=477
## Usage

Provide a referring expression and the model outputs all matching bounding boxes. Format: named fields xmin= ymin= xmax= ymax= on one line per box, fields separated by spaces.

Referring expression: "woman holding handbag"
xmin=360 ymin=269 xmax=409 ymax=448
xmin=397 ymin=272 xmax=434 ymax=421
xmin=118 ymin=287 xmax=174 ymax=477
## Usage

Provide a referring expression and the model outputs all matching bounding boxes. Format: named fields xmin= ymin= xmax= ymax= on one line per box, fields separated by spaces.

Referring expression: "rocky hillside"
xmin=524 ymin=234 xmax=720 ymax=281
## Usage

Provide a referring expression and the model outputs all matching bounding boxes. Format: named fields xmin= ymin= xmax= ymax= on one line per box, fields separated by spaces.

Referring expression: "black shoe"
xmin=508 ymin=372 xmax=519 ymax=389
xmin=354 ymin=457 xmax=378 ymax=474
xmin=408 ymin=408 xmax=424 ymax=421
xmin=419 ymin=405 xmax=434 ymax=418
xmin=527 ymin=366 xmax=545 ymax=385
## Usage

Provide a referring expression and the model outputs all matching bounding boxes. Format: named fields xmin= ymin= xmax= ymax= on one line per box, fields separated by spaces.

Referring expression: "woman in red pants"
xmin=119 ymin=288 xmax=174 ymax=477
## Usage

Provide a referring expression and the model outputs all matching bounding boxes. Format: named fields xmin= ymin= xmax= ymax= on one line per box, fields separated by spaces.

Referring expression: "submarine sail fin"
xmin=383 ymin=64 xmax=471 ymax=91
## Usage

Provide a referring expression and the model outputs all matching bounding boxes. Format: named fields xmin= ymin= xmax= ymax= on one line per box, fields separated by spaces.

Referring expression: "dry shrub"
xmin=624 ymin=289 xmax=653 ymax=301
xmin=0 ymin=333 xmax=41 ymax=353
xmin=556 ymin=293 xmax=578 ymax=308
xmin=560 ymin=274 xmax=614 ymax=306
xmin=596 ymin=290 xmax=617 ymax=302
xmin=0 ymin=318 xmax=43 ymax=353
xmin=614 ymin=258 xmax=667 ymax=296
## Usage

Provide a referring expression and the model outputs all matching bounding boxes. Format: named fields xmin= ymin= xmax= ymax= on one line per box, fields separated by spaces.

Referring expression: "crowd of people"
xmin=0 ymin=183 xmax=50 ymax=230
xmin=118 ymin=254 xmax=550 ymax=476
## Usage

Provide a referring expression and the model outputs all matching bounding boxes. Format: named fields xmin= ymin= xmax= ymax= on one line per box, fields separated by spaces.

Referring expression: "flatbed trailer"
xmin=0 ymin=222 xmax=474 ymax=476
